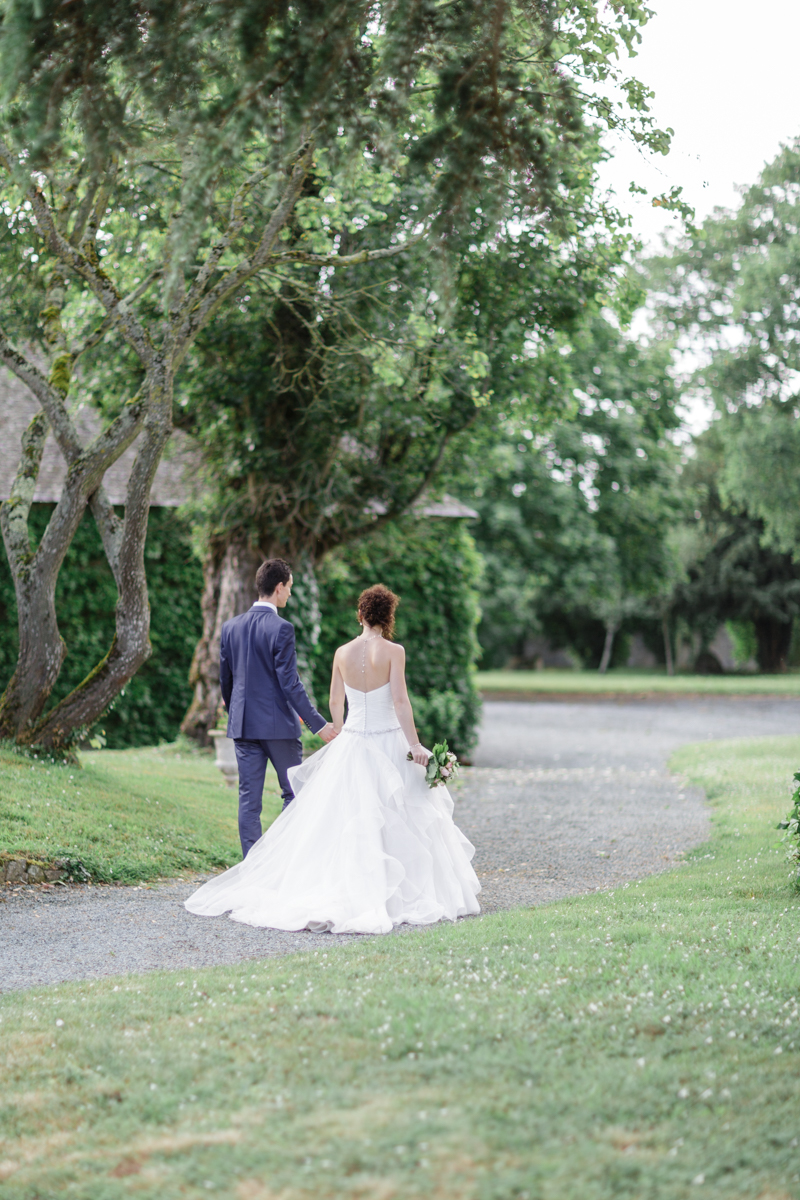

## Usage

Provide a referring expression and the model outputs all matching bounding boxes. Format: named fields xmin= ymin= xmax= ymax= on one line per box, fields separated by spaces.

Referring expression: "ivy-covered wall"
xmin=0 ymin=505 xmax=204 ymax=748
xmin=0 ymin=508 xmax=482 ymax=755
xmin=315 ymin=517 xmax=483 ymax=757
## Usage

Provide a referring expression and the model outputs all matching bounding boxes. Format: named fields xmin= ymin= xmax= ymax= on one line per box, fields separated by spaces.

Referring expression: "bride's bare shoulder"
xmin=334 ymin=638 xmax=361 ymax=656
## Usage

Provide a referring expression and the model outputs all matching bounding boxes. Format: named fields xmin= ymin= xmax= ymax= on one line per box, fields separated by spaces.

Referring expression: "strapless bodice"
xmin=343 ymin=681 xmax=401 ymax=736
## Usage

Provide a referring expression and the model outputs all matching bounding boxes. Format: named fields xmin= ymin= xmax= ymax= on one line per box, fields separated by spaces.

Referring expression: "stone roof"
xmin=417 ymin=494 xmax=478 ymax=519
xmin=0 ymin=368 xmax=477 ymax=519
xmin=0 ymin=367 xmax=198 ymax=506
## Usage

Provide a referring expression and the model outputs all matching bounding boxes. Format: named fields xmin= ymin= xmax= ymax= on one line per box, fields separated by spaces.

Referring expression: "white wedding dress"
xmin=184 ymin=682 xmax=481 ymax=934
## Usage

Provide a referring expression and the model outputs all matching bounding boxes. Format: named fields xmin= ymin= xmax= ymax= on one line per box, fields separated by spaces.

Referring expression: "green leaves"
xmin=466 ymin=314 xmax=684 ymax=667
xmin=717 ymin=406 xmax=800 ymax=556
xmin=316 ymin=517 xmax=483 ymax=756
xmin=776 ymin=770 xmax=800 ymax=889
xmin=406 ymin=739 xmax=460 ymax=787
xmin=0 ymin=505 xmax=203 ymax=748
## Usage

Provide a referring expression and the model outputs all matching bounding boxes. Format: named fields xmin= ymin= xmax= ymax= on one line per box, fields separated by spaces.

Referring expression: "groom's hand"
xmin=318 ymin=722 xmax=338 ymax=743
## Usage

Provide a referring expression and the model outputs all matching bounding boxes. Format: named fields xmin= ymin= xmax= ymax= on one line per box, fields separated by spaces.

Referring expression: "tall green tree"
xmin=177 ymin=165 xmax=634 ymax=734
xmin=465 ymin=315 xmax=683 ymax=669
xmin=0 ymin=0 xmax=671 ymax=751
xmin=651 ymin=138 xmax=800 ymax=556
xmin=673 ymin=422 xmax=800 ymax=673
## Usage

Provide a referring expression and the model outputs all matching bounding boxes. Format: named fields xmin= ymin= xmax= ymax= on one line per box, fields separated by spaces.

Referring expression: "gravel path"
xmin=3 ymin=696 xmax=797 ymax=991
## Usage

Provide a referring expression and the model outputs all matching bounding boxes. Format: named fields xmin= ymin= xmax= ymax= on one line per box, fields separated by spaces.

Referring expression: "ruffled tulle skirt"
xmin=184 ymin=728 xmax=481 ymax=935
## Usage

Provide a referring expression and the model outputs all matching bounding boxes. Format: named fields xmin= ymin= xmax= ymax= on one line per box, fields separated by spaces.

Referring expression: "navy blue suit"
xmin=220 ymin=603 xmax=326 ymax=856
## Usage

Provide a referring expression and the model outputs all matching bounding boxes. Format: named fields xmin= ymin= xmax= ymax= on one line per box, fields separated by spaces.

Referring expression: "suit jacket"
xmin=219 ymin=605 xmax=326 ymax=740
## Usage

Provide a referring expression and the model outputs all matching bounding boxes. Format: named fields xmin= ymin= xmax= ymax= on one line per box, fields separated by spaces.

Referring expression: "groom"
xmin=219 ymin=557 xmax=337 ymax=856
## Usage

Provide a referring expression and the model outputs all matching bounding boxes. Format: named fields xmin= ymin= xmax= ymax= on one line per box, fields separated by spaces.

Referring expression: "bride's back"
xmin=336 ymin=635 xmax=398 ymax=692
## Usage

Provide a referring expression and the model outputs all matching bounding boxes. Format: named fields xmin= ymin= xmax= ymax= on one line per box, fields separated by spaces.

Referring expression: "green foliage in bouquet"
xmin=407 ymin=740 xmax=460 ymax=789
xmin=777 ymin=771 xmax=800 ymax=889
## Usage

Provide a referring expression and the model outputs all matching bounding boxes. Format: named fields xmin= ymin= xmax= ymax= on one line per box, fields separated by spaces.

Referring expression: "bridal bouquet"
xmin=408 ymin=739 xmax=460 ymax=789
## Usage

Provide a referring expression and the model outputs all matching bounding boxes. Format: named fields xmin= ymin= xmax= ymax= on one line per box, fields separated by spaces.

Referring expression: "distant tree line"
xmin=471 ymin=138 xmax=800 ymax=675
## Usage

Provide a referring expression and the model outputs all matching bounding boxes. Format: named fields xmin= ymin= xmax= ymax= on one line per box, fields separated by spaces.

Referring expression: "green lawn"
xmin=477 ymin=667 xmax=800 ymax=696
xmin=2 ymin=736 xmax=800 ymax=1197
xmin=0 ymin=741 xmax=282 ymax=882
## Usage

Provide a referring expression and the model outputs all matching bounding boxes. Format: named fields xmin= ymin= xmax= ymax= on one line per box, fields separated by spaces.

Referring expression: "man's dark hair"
xmin=256 ymin=558 xmax=292 ymax=598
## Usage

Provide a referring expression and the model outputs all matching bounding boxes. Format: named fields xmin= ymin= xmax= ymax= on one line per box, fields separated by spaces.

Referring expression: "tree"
xmin=0 ymin=0 xmax=667 ymax=751
xmin=651 ymin=138 xmax=800 ymax=556
xmin=465 ymin=315 xmax=683 ymax=670
xmin=673 ymin=423 xmax=800 ymax=673
xmin=178 ymin=162 xmax=636 ymax=735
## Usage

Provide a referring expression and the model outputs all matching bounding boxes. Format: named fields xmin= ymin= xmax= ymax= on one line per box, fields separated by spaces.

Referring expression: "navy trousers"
xmin=234 ymin=737 xmax=302 ymax=857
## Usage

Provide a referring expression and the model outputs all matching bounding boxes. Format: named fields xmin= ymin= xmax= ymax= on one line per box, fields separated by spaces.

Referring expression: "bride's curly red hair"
xmin=357 ymin=584 xmax=399 ymax=639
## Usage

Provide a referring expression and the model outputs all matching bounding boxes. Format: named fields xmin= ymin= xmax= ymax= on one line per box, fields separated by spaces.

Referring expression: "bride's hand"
xmin=410 ymin=743 xmax=431 ymax=766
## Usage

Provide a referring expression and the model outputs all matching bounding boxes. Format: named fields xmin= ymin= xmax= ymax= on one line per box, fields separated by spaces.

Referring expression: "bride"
xmin=185 ymin=584 xmax=481 ymax=935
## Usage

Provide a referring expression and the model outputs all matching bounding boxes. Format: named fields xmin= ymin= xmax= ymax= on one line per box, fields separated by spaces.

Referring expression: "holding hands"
xmin=409 ymin=741 xmax=432 ymax=766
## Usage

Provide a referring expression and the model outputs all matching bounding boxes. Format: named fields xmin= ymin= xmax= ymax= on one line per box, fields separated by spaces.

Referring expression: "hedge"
xmin=0 ymin=505 xmax=203 ymax=748
xmin=315 ymin=517 xmax=483 ymax=757
xmin=0 ymin=508 xmax=482 ymax=755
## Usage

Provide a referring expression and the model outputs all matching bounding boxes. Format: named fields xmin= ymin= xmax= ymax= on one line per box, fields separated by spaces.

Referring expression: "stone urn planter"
xmin=209 ymin=730 xmax=238 ymax=787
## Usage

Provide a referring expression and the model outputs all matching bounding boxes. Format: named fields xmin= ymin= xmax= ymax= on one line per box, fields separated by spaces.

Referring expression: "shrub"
xmin=0 ymin=505 xmax=203 ymax=748
xmin=314 ymin=517 xmax=482 ymax=757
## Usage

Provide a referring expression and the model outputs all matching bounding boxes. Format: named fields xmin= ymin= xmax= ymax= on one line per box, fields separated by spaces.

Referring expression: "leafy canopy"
xmin=651 ymin=138 xmax=800 ymax=555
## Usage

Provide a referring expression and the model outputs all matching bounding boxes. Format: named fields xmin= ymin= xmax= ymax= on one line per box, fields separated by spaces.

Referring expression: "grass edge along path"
xmin=2 ymin=737 xmax=800 ymax=1198
xmin=476 ymin=667 xmax=800 ymax=697
xmin=0 ymin=742 xmax=283 ymax=883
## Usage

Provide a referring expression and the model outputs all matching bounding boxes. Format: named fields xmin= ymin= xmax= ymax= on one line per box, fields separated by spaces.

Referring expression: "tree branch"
xmin=53 ymin=162 xmax=85 ymax=239
xmin=72 ymin=267 xmax=164 ymax=362
xmin=182 ymin=163 xmax=273 ymax=313
xmin=0 ymin=138 xmax=156 ymax=369
xmin=0 ymin=324 xmax=82 ymax=462
xmin=0 ymin=410 xmax=49 ymax=570
xmin=78 ymin=160 xmax=118 ymax=262
xmin=68 ymin=170 xmax=101 ymax=248
xmin=30 ymin=190 xmax=156 ymax=368
xmin=0 ymin=320 xmax=146 ymax=526
xmin=173 ymin=146 xmax=313 ymax=363
xmin=77 ymin=387 xmax=148 ymax=485
xmin=88 ymin=485 xmax=125 ymax=584
xmin=271 ymin=230 xmax=427 ymax=268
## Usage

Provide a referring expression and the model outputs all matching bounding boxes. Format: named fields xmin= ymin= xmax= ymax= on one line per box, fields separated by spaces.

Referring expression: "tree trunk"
xmin=0 ymin=413 xmax=121 ymax=739
xmin=754 ymin=616 xmax=792 ymax=674
xmin=662 ymin=613 xmax=675 ymax=677
xmin=24 ymin=378 xmax=173 ymax=750
xmin=598 ymin=620 xmax=619 ymax=674
xmin=288 ymin=552 xmax=321 ymax=704
xmin=181 ymin=542 xmax=322 ymax=744
xmin=181 ymin=536 xmax=262 ymax=743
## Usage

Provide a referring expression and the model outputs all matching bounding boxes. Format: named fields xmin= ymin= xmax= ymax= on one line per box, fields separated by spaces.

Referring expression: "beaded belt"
xmin=342 ymin=725 xmax=401 ymax=737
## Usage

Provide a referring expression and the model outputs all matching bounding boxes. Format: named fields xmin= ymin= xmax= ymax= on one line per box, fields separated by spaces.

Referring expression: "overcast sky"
xmin=597 ymin=0 xmax=800 ymax=250
xmin=591 ymin=0 xmax=800 ymax=431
